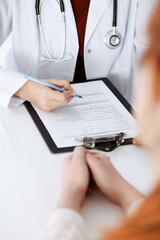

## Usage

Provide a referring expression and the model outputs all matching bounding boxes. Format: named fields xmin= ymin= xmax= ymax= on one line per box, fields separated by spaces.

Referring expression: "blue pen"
xmin=24 ymin=74 xmax=82 ymax=98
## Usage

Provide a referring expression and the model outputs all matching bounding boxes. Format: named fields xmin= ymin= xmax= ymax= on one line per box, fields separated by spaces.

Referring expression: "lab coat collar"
xmin=65 ymin=0 xmax=111 ymax=50
xmin=84 ymin=0 xmax=112 ymax=48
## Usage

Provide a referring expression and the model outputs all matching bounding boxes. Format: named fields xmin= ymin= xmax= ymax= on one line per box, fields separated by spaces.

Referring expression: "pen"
xmin=24 ymin=74 xmax=82 ymax=98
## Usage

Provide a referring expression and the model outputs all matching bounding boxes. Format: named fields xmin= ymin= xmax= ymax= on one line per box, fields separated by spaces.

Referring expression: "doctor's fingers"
xmin=36 ymin=92 xmax=72 ymax=112
xmin=40 ymin=98 xmax=72 ymax=112
xmin=46 ymin=86 xmax=74 ymax=100
xmin=44 ymin=79 xmax=73 ymax=91
xmin=42 ymin=96 xmax=73 ymax=112
xmin=49 ymin=90 xmax=74 ymax=105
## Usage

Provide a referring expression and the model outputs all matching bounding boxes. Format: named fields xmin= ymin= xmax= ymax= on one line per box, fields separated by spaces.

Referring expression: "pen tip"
xmin=73 ymin=94 xmax=82 ymax=98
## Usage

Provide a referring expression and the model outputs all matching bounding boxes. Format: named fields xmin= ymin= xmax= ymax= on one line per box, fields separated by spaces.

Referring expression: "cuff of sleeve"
xmin=42 ymin=208 xmax=85 ymax=240
xmin=8 ymin=95 xmax=25 ymax=108
xmin=50 ymin=208 xmax=84 ymax=226
xmin=0 ymin=68 xmax=27 ymax=108
xmin=126 ymin=198 xmax=145 ymax=217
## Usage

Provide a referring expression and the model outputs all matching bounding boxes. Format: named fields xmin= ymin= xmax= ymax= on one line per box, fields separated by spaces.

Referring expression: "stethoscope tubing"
xmin=113 ymin=0 xmax=117 ymax=27
xmin=35 ymin=0 xmax=121 ymax=62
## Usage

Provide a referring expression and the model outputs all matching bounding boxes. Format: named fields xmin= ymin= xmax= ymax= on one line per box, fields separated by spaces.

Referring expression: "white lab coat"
xmin=0 ymin=0 xmax=156 ymax=108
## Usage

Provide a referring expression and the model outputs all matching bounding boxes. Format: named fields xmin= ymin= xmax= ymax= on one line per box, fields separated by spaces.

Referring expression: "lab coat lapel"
xmin=84 ymin=0 xmax=112 ymax=48
xmin=65 ymin=0 xmax=79 ymax=45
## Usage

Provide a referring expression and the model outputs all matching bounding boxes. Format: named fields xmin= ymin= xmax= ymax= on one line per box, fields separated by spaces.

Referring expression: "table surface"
xmin=0 ymin=104 xmax=154 ymax=240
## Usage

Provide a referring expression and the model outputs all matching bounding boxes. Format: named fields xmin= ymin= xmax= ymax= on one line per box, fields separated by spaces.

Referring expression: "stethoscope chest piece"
xmin=104 ymin=0 xmax=122 ymax=49
xmin=104 ymin=30 xmax=122 ymax=49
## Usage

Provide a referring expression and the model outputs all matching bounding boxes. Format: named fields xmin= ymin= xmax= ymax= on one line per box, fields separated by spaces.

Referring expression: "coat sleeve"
xmin=0 ymin=0 xmax=27 ymax=108
xmin=134 ymin=0 xmax=157 ymax=62
xmin=41 ymin=209 xmax=85 ymax=240
xmin=0 ymin=0 xmax=12 ymax=46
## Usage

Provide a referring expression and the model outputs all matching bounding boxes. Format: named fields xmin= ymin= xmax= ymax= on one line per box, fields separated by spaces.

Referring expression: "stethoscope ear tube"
xmin=36 ymin=0 xmax=72 ymax=62
xmin=113 ymin=0 xmax=117 ymax=27
xmin=59 ymin=0 xmax=65 ymax=12
xmin=35 ymin=0 xmax=40 ymax=15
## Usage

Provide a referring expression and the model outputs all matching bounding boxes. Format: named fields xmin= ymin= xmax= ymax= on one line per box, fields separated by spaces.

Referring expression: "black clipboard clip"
xmin=80 ymin=132 xmax=125 ymax=152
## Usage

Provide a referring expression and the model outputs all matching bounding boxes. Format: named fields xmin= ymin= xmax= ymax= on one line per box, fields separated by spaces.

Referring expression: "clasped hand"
xmin=56 ymin=146 xmax=144 ymax=213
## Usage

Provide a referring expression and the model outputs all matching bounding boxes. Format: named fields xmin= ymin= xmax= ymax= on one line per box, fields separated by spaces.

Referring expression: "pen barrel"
xmin=24 ymin=74 xmax=66 ymax=92
xmin=24 ymin=74 xmax=82 ymax=98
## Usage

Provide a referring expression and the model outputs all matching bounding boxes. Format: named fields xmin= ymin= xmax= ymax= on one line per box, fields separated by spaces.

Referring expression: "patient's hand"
xmin=56 ymin=146 xmax=90 ymax=212
xmin=133 ymin=136 xmax=142 ymax=146
xmin=86 ymin=151 xmax=144 ymax=213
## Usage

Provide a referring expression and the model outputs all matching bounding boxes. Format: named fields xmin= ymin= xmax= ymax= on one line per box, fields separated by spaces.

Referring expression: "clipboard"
xmin=24 ymin=78 xmax=134 ymax=153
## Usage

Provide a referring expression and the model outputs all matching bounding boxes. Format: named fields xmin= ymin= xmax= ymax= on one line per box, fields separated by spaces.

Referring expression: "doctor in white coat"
xmin=0 ymin=0 xmax=156 ymax=111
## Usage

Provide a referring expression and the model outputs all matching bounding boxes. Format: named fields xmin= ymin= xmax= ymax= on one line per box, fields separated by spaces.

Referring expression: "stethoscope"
xmin=35 ymin=0 xmax=121 ymax=63
xmin=104 ymin=0 xmax=122 ymax=49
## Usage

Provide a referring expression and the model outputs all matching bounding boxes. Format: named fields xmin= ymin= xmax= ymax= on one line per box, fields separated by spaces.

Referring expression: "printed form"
xmin=33 ymin=81 xmax=137 ymax=148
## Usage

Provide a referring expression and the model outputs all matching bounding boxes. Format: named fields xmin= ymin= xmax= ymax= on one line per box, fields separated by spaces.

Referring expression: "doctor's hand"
xmin=86 ymin=151 xmax=144 ymax=213
xmin=15 ymin=79 xmax=75 ymax=111
xmin=56 ymin=146 xmax=90 ymax=213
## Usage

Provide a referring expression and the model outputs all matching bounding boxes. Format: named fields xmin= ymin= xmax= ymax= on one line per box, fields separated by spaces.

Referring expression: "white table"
xmin=0 ymin=104 xmax=154 ymax=240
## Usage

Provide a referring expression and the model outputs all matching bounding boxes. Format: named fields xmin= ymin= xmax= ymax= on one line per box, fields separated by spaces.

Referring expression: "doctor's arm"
xmin=0 ymin=1 xmax=74 ymax=110
xmin=0 ymin=0 xmax=27 ymax=108
xmin=0 ymin=0 xmax=12 ymax=47
xmin=0 ymin=63 xmax=74 ymax=111
xmin=134 ymin=0 xmax=157 ymax=62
